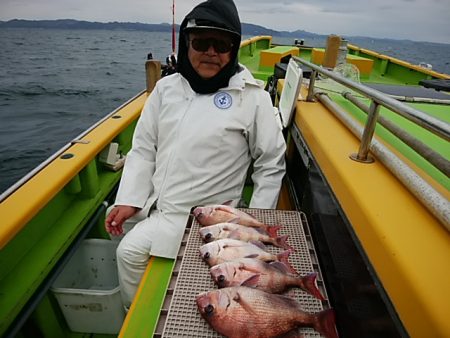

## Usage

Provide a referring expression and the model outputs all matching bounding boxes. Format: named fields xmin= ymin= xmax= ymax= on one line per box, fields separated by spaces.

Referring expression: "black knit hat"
xmin=177 ymin=0 xmax=242 ymax=94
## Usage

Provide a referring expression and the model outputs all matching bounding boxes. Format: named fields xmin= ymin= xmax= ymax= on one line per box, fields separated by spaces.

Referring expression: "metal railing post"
xmin=306 ymin=70 xmax=317 ymax=102
xmin=350 ymin=100 xmax=380 ymax=163
xmin=290 ymin=56 xmax=450 ymax=228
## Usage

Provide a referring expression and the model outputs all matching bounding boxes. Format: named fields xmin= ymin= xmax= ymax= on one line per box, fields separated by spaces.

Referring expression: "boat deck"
xmin=2 ymin=35 xmax=449 ymax=338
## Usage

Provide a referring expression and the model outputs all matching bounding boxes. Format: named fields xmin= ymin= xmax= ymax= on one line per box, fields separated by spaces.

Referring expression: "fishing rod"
xmin=152 ymin=0 xmax=177 ymax=77
xmin=172 ymin=0 xmax=176 ymax=53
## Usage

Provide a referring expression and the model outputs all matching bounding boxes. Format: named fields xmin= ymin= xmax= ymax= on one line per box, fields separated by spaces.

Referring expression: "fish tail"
xmin=299 ymin=272 xmax=325 ymax=301
xmin=274 ymin=235 xmax=295 ymax=251
xmin=265 ymin=224 xmax=282 ymax=237
xmin=314 ymin=309 xmax=339 ymax=338
xmin=276 ymin=250 xmax=298 ymax=275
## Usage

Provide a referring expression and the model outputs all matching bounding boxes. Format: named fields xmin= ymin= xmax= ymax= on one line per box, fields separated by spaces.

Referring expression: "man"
xmin=105 ymin=0 xmax=286 ymax=308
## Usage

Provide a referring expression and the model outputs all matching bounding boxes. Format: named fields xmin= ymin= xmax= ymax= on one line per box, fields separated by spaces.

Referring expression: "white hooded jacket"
xmin=115 ymin=65 xmax=286 ymax=258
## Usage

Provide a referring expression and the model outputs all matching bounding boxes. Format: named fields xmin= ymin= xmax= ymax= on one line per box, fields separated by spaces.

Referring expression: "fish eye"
xmin=218 ymin=275 xmax=225 ymax=282
xmin=203 ymin=252 xmax=210 ymax=260
xmin=205 ymin=233 xmax=212 ymax=240
xmin=204 ymin=304 xmax=215 ymax=316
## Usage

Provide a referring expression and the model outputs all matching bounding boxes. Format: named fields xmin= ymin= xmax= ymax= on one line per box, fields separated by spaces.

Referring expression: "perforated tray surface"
xmin=161 ymin=209 xmax=329 ymax=337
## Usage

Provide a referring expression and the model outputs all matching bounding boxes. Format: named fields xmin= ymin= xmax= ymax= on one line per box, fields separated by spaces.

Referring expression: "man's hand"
xmin=105 ymin=205 xmax=139 ymax=236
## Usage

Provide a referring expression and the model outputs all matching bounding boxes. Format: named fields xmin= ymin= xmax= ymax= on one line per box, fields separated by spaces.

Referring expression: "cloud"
xmin=0 ymin=0 xmax=448 ymax=43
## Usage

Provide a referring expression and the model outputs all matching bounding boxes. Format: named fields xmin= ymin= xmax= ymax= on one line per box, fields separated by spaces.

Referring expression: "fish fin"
xmin=216 ymin=204 xmax=235 ymax=213
xmin=249 ymin=240 xmax=267 ymax=251
xmin=233 ymin=291 xmax=258 ymax=316
xmin=276 ymin=250 xmax=298 ymax=275
xmin=242 ymin=210 xmax=260 ymax=221
xmin=299 ymin=272 xmax=325 ymax=301
xmin=222 ymin=240 xmax=246 ymax=248
xmin=228 ymin=217 xmax=240 ymax=224
xmin=269 ymin=261 xmax=292 ymax=274
xmin=240 ymin=274 xmax=261 ymax=287
xmin=314 ymin=309 xmax=339 ymax=338
xmin=277 ymin=329 xmax=305 ymax=338
xmin=222 ymin=200 xmax=233 ymax=206
xmin=244 ymin=254 xmax=259 ymax=259
xmin=275 ymin=235 xmax=295 ymax=251
xmin=222 ymin=224 xmax=234 ymax=231
xmin=227 ymin=229 xmax=242 ymax=240
xmin=239 ymin=261 xmax=265 ymax=274
xmin=253 ymin=227 xmax=266 ymax=235
xmin=265 ymin=225 xmax=282 ymax=238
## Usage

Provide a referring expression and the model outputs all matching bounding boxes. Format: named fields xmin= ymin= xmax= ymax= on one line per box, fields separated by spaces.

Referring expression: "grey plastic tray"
xmin=157 ymin=209 xmax=330 ymax=337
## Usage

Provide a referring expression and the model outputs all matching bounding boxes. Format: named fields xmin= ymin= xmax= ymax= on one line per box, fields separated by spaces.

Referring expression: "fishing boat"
xmin=1 ymin=32 xmax=449 ymax=338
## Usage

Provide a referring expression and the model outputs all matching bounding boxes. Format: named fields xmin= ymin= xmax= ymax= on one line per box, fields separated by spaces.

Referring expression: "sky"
xmin=0 ymin=0 xmax=449 ymax=44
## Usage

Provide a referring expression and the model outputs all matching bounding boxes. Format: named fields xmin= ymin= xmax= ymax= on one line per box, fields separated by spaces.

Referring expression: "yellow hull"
xmin=294 ymin=87 xmax=450 ymax=337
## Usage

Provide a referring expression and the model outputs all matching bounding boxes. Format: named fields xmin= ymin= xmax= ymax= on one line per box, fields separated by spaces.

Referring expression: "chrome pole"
xmin=343 ymin=91 xmax=450 ymax=176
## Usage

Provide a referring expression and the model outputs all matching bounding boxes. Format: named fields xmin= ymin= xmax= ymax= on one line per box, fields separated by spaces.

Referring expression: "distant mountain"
xmin=241 ymin=23 xmax=321 ymax=39
xmin=0 ymin=19 xmax=175 ymax=32
xmin=0 ymin=19 xmax=323 ymax=39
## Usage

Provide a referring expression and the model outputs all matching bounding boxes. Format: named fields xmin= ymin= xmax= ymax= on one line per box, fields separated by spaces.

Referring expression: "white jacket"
xmin=115 ymin=65 xmax=286 ymax=258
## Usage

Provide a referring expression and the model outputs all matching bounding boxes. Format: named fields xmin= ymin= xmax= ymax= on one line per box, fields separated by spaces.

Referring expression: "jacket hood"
xmin=177 ymin=0 xmax=242 ymax=94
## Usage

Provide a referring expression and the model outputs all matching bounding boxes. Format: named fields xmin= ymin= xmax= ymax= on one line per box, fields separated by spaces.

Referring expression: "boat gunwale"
xmin=347 ymin=43 xmax=450 ymax=80
xmin=0 ymin=91 xmax=147 ymax=249
xmin=0 ymin=90 xmax=147 ymax=204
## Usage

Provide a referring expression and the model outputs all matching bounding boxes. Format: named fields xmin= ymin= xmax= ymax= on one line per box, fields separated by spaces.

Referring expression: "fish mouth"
xmin=190 ymin=205 xmax=203 ymax=215
xmin=196 ymin=292 xmax=210 ymax=310
xmin=199 ymin=248 xmax=210 ymax=261
xmin=191 ymin=207 xmax=204 ymax=219
xmin=210 ymin=269 xmax=226 ymax=287
xmin=196 ymin=292 xmax=217 ymax=319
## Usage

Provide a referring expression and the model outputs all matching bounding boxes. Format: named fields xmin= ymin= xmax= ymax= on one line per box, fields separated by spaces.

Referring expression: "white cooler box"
xmin=51 ymin=239 xmax=125 ymax=334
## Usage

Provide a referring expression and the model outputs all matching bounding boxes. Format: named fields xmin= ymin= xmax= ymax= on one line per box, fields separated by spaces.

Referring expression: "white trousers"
xmin=108 ymin=207 xmax=187 ymax=308
xmin=108 ymin=207 xmax=149 ymax=308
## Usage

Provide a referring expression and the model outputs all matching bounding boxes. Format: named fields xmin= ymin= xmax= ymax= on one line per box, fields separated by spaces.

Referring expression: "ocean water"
xmin=0 ymin=28 xmax=449 ymax=194
xmin=0 ymin=28 xmax=173 ymax=194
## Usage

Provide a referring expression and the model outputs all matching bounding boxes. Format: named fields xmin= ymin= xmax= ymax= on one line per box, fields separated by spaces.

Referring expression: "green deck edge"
xmin=120 ymin=257 xmax=175 ymax=338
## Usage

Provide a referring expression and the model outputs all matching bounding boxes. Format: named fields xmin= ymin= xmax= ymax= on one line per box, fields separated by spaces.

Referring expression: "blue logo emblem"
xmin=214 ymin=92 xmax=232 ymax=109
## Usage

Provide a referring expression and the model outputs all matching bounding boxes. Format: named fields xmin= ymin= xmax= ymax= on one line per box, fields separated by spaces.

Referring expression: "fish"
xmin=196 ymin=286 xmax=338 ymax=338
xmin=209 ymin=258 xmax=324 ymax=300
xmin=199 ymin=222 xmax=293 ymax=250
xmin=199 ymin=238 xmax=297 ymax=274
xmin=192 ymin=203 xmax=276 ymax=232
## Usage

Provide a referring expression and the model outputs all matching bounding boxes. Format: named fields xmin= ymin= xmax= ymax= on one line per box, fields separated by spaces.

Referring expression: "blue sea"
xmin=0 ymin=28 xmax=449 ymax=194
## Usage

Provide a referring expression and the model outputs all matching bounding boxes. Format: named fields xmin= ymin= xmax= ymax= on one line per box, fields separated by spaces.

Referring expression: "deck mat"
xmin=161 ymin=209 xmax=329 ymax=337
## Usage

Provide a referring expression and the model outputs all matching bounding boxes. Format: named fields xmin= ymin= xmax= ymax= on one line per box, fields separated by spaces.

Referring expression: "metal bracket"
xmin=71 ymin=139 xmax=90 ymax=144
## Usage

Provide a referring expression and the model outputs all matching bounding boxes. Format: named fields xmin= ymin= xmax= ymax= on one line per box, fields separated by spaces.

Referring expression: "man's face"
xmin=187 ymin=30 xmax=233 ymax=79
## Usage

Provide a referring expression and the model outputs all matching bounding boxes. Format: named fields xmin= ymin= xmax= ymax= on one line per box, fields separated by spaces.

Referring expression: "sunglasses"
xmin=190 ymin=38 xmax=234 ymax=53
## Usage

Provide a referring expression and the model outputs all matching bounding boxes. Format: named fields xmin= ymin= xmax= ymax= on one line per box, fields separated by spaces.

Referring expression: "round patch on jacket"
xmin=214 ymin=92 xmax=232 ymax=109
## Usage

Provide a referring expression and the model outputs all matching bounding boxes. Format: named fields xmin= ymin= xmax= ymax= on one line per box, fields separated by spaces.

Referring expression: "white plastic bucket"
xmin=51 ymin=239 xmax=125 ymax=334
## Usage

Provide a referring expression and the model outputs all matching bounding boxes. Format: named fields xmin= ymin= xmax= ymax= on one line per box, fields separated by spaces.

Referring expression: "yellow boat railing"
xmin=292 ymin=56 xmax=450 ymax=230
xmin=0 ymin=92 xmax=147 ymax=249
